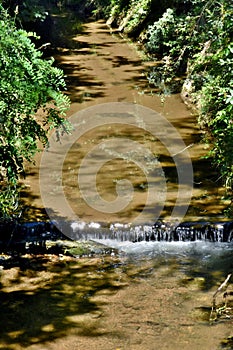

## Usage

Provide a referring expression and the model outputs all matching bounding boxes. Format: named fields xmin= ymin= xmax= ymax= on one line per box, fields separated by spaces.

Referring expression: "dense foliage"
xmin=93 ymin=0 xmax=233 ymax=213
xmin=2 ymin=0 xmax=51 ymax=22
xmin=0 ymin=4 xmax=70 ymax=218
xmin=145 ymin=0 xmax=233 ymax=210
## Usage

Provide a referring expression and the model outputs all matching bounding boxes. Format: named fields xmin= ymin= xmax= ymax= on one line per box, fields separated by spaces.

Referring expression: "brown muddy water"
xmin=7 ymin=13 xmax=233 ymax=350
xmin=0 ymin=242 xmax=233 ymax=350
xmin=21 ymin=19 xmax=229 ymax=224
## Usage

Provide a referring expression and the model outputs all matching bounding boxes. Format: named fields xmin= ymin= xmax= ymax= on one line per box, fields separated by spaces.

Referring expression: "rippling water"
xmin=95 ymin=239 xmax=233 ymax=278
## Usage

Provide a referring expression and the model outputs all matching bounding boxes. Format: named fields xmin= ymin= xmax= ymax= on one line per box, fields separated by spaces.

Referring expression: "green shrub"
xmin=145 ymin=0 xmax=233 ymax=198
xmin=0 ymin=5 xmax=70 ymax=218
xmin=123 ymin=0 xmax=151 ymax=34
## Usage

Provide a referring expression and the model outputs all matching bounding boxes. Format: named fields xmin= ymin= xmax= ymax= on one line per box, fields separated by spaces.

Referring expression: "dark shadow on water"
xmin=18 ymin=189 xmax=49 ymax=222
xmin=0 ymin=255 xmax=126 ymax=348
xmin=111 ymin=55 xmax=143 ymax=67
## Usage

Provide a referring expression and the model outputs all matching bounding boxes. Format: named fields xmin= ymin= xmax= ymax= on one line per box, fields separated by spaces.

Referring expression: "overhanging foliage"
xmin=0 ymin=5 xmax=70 ymax=218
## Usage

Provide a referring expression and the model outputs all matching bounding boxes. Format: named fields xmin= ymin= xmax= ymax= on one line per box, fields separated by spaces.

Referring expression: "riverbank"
xmin=1 ymin=6 xmax=233 ymax=350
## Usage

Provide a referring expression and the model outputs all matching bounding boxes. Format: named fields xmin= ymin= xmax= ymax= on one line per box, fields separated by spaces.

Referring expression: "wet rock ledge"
xmin=0 ymin=220 xmax=233 ymax=255
xmin=0 ymin=221 xmax=117 ymax=257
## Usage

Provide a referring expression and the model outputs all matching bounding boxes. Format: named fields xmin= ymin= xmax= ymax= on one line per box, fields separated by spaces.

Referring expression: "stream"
xmin=22 ymin=16 xmax=229 ymax=224
xmin=5 ymin=8 xmax=233 ymax=350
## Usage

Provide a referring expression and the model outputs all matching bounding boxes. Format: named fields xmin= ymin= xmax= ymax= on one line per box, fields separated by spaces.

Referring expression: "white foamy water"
xmin=92 ymin=238 xmax=233 ymax=258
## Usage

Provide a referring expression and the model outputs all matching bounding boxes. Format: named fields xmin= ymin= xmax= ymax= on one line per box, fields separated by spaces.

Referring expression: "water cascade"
xmin=0 ymin=220 xmax=233 ymax=249
xmin=57 ymin=220 xmax=233 ymax=242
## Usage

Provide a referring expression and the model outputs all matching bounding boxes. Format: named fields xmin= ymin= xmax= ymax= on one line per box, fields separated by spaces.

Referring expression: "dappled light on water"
xmin=21 ymin=19 xmax=229 ymax=224
xmin=0 ymin=241 xmax=232 ymax=350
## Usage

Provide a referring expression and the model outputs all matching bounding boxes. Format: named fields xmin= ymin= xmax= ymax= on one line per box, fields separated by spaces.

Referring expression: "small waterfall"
xmin=0 ymin=220 xmax=232 ymax=248
xmin=89 ymin=221 xmax=233 ymax=243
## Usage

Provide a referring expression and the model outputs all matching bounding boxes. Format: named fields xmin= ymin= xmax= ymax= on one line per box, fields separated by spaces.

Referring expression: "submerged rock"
xmin=46 ymin=239 xmax=117 ymax=258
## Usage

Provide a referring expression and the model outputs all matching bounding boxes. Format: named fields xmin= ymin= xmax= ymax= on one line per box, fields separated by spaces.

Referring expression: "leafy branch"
xmin=0 ymin=5 xmax=70 ymax=218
